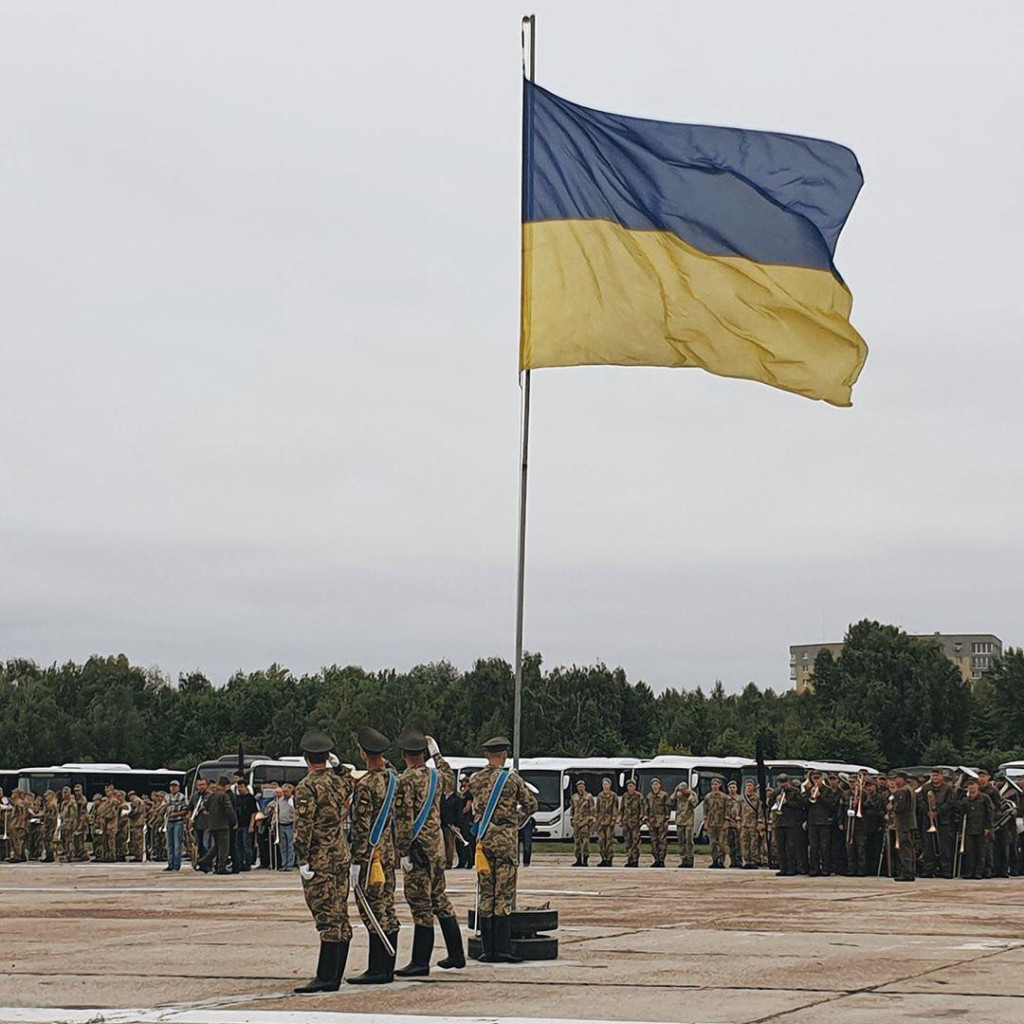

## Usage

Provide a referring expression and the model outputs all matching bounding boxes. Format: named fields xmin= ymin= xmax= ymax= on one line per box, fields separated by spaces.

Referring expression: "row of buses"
xmin=12 ymin=755 xmax=1024 ymax=843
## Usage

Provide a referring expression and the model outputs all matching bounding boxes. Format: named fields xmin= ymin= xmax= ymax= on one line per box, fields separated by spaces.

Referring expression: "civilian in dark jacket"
xmin=199 ymin=778 xmax=237 ymax=874
xmin=232 ymin=782 xmax=257 ymax=873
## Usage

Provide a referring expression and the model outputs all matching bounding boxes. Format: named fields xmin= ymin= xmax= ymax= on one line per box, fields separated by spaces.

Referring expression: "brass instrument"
xmin=926 ymin=789 xmax=939 ymax=834
xmin=1 ymin=803 xmax=10 ymax=841
xmin=809 ymin=781 xmax=821 ymax=803
xmin=993 ymin=781 xmax=1019 ymax=831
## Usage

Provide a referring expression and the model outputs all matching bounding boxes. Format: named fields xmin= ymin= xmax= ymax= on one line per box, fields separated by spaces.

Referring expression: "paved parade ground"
xmin=2 ymin=857 xmax=1024 ymax=1024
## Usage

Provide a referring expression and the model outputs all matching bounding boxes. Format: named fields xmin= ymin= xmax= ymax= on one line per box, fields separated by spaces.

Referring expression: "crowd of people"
xmin=4 ymin=765 xmax=1022 ymax=885
xmin=567 ymin=766 xmax=1024 ymax=881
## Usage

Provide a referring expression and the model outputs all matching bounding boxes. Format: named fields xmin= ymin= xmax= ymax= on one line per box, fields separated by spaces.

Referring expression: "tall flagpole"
xmin=513 ymin=14 xmax=535 ymax=772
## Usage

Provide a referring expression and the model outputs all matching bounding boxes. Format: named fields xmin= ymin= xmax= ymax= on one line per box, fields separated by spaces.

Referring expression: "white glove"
xmin=847 ymin=809 xmax=857 ymax=818
xmin=327 ymin=753 xmax=340 ymax=769
xmin=426 ymin=735 xmax=440 ymax=758
xmin=350 ymin=864 xmax=361 ymax=890
xmin=298 ymin=863 xmax=314 ymax=881
xmin=401 ymin=856 xmax=414 ymax=872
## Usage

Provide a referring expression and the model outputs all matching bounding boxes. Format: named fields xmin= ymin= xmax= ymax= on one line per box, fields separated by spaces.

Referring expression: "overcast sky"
xmin=2 ymin=2 xmax=1022 ymax=693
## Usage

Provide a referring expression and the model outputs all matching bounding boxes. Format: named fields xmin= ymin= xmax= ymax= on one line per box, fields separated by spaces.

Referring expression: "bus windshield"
xmin=520 ymin=770 xmax=562 ymax=813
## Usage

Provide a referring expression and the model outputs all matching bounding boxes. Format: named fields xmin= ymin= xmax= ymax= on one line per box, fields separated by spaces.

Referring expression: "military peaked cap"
xmin=776 ymin=773 xmax=790 ymax=782
xmin=300 ymin=728 xmax=335 ymax=756
xmin=482 ymin=735 xmax=511 ymax=752
xmin=397 ymin=727 xmax=428 ymax=752
xmin=893 ymin=770 xmax=909 ymax=780
xmin=217 ymin=776 xmax=230 ymax=786
xmin=358 ymin=727 xmax=390 ymax=754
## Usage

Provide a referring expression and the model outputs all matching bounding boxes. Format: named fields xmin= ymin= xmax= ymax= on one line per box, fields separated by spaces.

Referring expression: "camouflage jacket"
xmin=595 ymin=790 xmax=618 ymax=827
xmin=703 ymin=790 xmax=729 ymax=828
xmin=619 ymin=790 xmax=644 ymax=827
xmin=724 ymin=794 xmax=741 ymax=828
xmin=571 ymin=792 xmax=596 ymax=830
xmin=294 ymin=765 xmax=354 ymax=871
xmin=58 ymin=797 xmax=79 ymax=832
xmin=394 ymin=753 xmax=455 ymax=859
xmin=469 ymin=766 xmax=538 ymax=860
xmin=645 ymin=790 xmax=672 ymax=825
xmin=350 ymin=763 xmax=398 ymax=866
xmin=739 ymin=792 xmax=764 ymax=828
xmin=671 ymin=787 xmax=698 ymax=826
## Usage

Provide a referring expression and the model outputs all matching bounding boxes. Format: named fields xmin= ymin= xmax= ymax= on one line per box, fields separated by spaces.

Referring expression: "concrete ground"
xmin=2 ymin=854 xmax=1024 ymax=1024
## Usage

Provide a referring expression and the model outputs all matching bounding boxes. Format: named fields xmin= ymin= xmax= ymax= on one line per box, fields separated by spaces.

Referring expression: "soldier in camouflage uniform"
xmin=42 ymin=790 xmax=59 ymax=862
xmin=115 ymin=790 xmax=130 ymax=861
xmin=740 ymin=779 xmax=766 ymax=868
xmin=594 ymin=778 xmax=619 ymax=867
xmin=148 ymin=792 xmax=167 ymax=862
xmin=645 ymin=778 xmax=672 ymax=867
xmin=469 ymin=736 xmax=538 ymax=963
xmin=293 ymin=728 xmax=356 ymax=995
xmin=570 ymin=781 xmax=596 ymax=866
xmin=9 ymin=791 xmax=28 ymax=862
xmin=724 ymin=781 xmax=742 ymax=868
xmin=73 ymin=786 xmax=89 ymax=861
xmin=348 ymin=727 xmax=401 ymax=986
xmin=127 ymin=793 xmax=147 ymax=861
xmin=57 ymin=787 xmax=79 ymax=862
xmin=671 ymin=780 xmax=698 ymax=867
xmin=703 ymin=778 xmax=729 ymax=868
xmin=393 ymin=728 xmax=465 ymax=977
xmin=620 ymin=779 xmax=643 ymax=867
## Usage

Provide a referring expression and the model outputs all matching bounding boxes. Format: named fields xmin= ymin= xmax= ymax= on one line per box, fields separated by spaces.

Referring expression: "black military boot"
xmin=494 ymin=915 xmax=522 ymax=963
xmin=476 ymin=916 xmax=497 ymax=962
xmin=437 ymin=915 xmax=466 ymax=969
xmin=572 ymin=856 xmax=582 ymax=866
xmin=583 ymin=855 xmax=590 ymax=866
xmin=395 ymin=924 xmax=434 ymax=977
xmin=346 ymin=934 xmax=391 ymax=985
xmin=294 ymin=940 xmax=346 ymax=994
xmin=385 ymin=930 xmax=399 ymax=982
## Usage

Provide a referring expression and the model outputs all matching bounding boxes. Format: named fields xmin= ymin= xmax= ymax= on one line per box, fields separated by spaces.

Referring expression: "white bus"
xmin=18 ymin=763 xmax=185 ymax=798
xmin=517 ymin=757 xmax=641 ymax=840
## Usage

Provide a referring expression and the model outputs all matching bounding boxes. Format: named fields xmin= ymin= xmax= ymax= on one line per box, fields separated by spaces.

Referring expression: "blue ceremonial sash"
xmin=369 ymin=771 xmax=398 ymax=850
xmin=411 ymin=768 xmax=439 ymax=841
xmin=476 ymin=769 xmax=510 ymax=842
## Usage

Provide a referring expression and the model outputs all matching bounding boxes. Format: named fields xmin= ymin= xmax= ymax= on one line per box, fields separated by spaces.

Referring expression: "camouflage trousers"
xmin=150 ymin=829 xmax=167 ymax=862
xmin=303 ymin=858 xmax=353 ymax=943
xmin=741 ymin=827 xmax=764 ymax=866
xmin=650 ymin=823 xmax=668 ymax=863
xmin=573 ymin=827 xmax=591 ymax=859
xmin=478 ymin=846 xmax=518 ymax=917
xmin=103 ymin=827 xmax=119 ymax=861
xmin=356 ymin=858 xmax=401 ymax=935
xmin=676 ymin=824 xmax=694 ymax=866
xmin=725 ymin=826 xmax=740 ymax=867
xmin=622 ymin=825 xmax=641 ymax=865
xmin=597 ymin=825 xmax=616 ymax=863
xmin=402 ymin=857 xmax=454 ymax=927
xmin=73 ymin=831 xmax=88 ymax=861
xmin=129 ymin=827 xmax=145 ymax=861
xmin=10 ymin=829 xmax=26 ymax=861
xmin=707 ymin=826 xmax=726 ymax=866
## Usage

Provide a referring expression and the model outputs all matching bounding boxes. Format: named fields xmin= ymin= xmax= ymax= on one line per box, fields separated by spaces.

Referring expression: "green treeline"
xmin=1 ymin=620 xmax=1022 ymax=772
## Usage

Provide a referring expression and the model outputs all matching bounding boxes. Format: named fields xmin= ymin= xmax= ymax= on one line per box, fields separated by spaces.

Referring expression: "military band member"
xmin=890 ymin=772 xmax=916 ymax=881
xmin=959 ymin=778 xmax=994 ymax=879
xmin=918 ymin=768 xmax=955 ymax=878
xmin=595 ymin=778 xmax=618 ymax=867
xmin=393 ymin=728 xmax=465 ymax=977
xmin=293 ymin=728 xmax=355 ymax=995
xmin=645 ymin=778 xmax=672 ymax=868
xmin=739 ymin=779 xmax=765 ymax=868
xmin=619 ymin=779 xmax=644 ymax=867
xmin=468 ymin=736 xmax=538 ymax=963
xmin=0 ymin=790 xmax=12 ymax=862
xmin=772 ymin=774 xmax=805 ymax=876
xmin=570 ymin=781 xmax=595 ymax=867
xmin=703 ymin=778 xmax=729 ymax=869
xmin=806 ymin=771 xmax=836 ymax=877
xmin=671 ymin=780 xmax=698 ymax=868
xmin=977 ymin=770 xmax=1000 ymax=879
xmin=348 ymin=727 xmax=401 ymax=986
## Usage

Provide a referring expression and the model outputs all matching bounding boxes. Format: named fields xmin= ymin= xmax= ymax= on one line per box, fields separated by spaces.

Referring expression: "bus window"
xmin=519 ymin=770 xmax=561 ymax=813
xmin=637 ymin=769 xmax=689 ymax=796
xmin=568 ymin=771 xmax=624 ymax=798
xmin=694 ymin=769 xmax=738 ymax=799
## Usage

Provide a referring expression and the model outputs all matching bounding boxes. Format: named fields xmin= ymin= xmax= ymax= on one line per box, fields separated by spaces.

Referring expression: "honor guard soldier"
xmin=292 ymin=728 xmax=355 ymax=995
xmin=739 ymin=779 xmax=765 ymax=868
xmin=595 ymin=778 xmax=618 ymax=867
xmin=620 ymin=779 xmax=644 ymax=867
xmin=645 ymin=778 xmax=671 ymax=867
xmin=393 ymin=728 xmax=465 ymax=977
xmin=468 ymin=736 xmax=538 ymax=963
xmin=348 ymin=727 xmax=401 ymax=986
xmin=570 ymin=781 xmax=596 ymax=866
xmin=671 ymin=780 xmax=698 ymax=868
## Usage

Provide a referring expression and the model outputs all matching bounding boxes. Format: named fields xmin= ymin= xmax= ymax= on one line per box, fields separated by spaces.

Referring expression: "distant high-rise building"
xmin=790 ymin=632 xmax=1003 ymax=694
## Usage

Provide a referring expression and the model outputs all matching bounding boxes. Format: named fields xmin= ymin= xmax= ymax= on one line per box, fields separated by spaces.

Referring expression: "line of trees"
xmin=1 ymin=620 xmax=1021 ymax=772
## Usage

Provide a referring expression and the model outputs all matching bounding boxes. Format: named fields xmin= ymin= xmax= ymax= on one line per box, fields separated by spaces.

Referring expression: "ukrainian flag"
xmin=521 ymin=82 xmax=868 ymax=406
